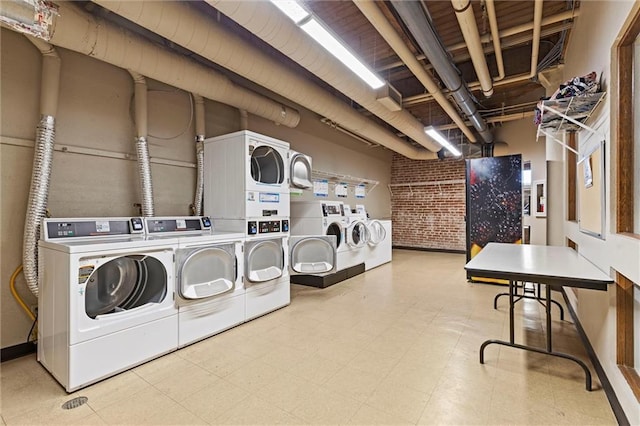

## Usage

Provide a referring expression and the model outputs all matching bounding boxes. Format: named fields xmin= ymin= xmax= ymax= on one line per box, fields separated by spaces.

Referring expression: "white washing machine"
xmin=291 ymin=200 xmax=362 ymax=272
xmin=144 ymin=217 xmax=245 ymax=348
xmin=353 ymin=205 xmax=393 ymax=270
xmin=289 ymin=150 xmax=313 ymax=191
xmin=204 ymin=130 xmax=290 ymax=220
xmin=38 ymin=217 xmax=178 ymax=392
xmin=343 ymin=204 xmax=371 ymax=270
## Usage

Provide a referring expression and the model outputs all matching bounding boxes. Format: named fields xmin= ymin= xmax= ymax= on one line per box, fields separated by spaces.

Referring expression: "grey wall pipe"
xmin=128 ymin=71 xmax=154 ymax=217
xmin=41 ymin=2 xmax=300 ymax=129
xmin=92 ymin=0 xmax=437 ymax=159
xmin=193 ymin=94 xmax=205 ymax=216
xmin=391 ymin=0 xmax=494 ymax=144
xmin=22 ymin=36 xmax=60 ymax=297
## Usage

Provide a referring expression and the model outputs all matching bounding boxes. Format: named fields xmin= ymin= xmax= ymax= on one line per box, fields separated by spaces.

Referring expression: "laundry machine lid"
xmin=245 ymin=239 xmax=284 ymax=282
xmin=179 ymin=245 xmax=236 ymax=299
xmin=249 ymin=144 xmax=285 ymax=185
xmin=289 ymin=235 xmax=336 ymax=274
xmin=347 ymin=220 xmax=370 ymax=248
xmin=367 ymin=220 xmax=386 ymax=246
xmin=290 ymin=152 xmax=312 ymax=189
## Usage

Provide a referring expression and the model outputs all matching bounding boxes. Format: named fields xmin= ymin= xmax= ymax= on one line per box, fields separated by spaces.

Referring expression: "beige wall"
xmin=556 ymin=1 xmax=640 ymax=423
xmin=0 ymin=28 xmax=392 ymax=349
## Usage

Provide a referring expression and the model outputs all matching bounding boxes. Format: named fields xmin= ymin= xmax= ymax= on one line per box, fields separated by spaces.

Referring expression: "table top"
xmin=464 ymin=243 xmax=613 ymax=290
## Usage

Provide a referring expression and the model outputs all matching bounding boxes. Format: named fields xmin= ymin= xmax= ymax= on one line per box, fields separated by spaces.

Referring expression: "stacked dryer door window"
xmin=38 ymin=218 xmax=178 ymax=392
xmin=204 ymin=130 xmax=291 ymax=321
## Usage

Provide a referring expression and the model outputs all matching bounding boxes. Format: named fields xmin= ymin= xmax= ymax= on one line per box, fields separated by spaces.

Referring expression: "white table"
xmin=464 ymin=243 xmax=613 ymax=391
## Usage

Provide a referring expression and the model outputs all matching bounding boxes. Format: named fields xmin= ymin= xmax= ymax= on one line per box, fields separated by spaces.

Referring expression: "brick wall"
xmin=390 ymin=154 xmax=466 ymax=251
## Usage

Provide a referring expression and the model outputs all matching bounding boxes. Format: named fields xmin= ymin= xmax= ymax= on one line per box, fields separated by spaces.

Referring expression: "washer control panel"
xmin=247 ymin=219 xmax=289 ymax=235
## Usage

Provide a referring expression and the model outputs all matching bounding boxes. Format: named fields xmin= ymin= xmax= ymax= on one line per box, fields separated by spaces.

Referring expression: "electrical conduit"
xmin=21 ymin=36 xmax=60 ymax=297
xmin=129 ymin=71 xmax=154 ymax=217
xmin=193 ymin=94 xmax=205 ymax=216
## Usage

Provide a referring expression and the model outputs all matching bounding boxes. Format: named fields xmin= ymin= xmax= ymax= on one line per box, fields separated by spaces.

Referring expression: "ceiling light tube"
xmin=425 ymin=126 xmax=462 ymax=156
xmin=269 ymin=0 xmax=310 ymax=24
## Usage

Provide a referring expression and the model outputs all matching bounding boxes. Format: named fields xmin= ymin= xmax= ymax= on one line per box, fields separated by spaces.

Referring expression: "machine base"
xmin=291 ymin=263 xmax=365 ymax=288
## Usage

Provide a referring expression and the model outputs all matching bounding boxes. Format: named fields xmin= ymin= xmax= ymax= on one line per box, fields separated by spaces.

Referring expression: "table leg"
xmin=509 ymin=280 xmax=515 ymax=344
xmin=546 ymin=284 xmax=552 ymax=352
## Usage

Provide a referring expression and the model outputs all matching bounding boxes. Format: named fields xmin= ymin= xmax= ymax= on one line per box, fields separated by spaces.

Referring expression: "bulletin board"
xmin=578 ymin=140 xmax=605 ymax=239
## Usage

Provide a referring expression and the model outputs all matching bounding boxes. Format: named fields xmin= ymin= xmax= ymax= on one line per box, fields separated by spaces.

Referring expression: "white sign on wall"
xmin=313 ymin=179 xmax=329 ymax=197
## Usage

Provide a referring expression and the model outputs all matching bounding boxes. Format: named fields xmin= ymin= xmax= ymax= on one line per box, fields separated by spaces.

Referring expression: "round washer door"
xmin=347 ymin=221 xmax=370 ymax=249
xmin=245 ymin=239 xmax=284 ymax=283
xmin=290 ymin=153 xmax=312 ymax=189
xmin=84 ymin=255 xmax=167 ymax=319
xmin=367 ymin=220 xmax=386 ymax=246
xmin=179 ymin=245 xmax=236 ymax=299
xmin=250 ymin=145 xmax=285 ymax=185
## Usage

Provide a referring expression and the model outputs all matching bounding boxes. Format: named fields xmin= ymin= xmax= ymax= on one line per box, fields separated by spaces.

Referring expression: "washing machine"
xmin=354 ymin=205 xmax=393 ymax=270
xmin=343 ymin=204 xmax=371 ymax=270
xmin=291 ymin=200 xmax=360 ymax=271
xmin=204 ymin=130 xmax=290 ymax=221
xmin=289 ymin=150 xmax=313 ymax=191
xmin=144 ymin=217 xmax=245 ymax=348
xmin=38 ymin=217 xmax=178 ymax=392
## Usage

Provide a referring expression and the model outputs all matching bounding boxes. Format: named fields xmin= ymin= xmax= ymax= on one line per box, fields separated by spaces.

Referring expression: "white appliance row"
xmin=38 ymin=216 xmax=336 ymax=392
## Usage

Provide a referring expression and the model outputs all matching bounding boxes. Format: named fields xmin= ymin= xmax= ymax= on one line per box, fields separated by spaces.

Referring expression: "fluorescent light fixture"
xmin=269 ymin=0 xmax=309 ymax=24
xmin=424 ymin=126 xmax=462 ymax=157
xmin=299 ymin=19 xmax=385 ymax=89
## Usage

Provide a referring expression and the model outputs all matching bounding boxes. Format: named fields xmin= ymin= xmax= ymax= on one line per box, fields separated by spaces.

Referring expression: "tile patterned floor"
xmin=0 ymin=250 xmax=617 ymax=425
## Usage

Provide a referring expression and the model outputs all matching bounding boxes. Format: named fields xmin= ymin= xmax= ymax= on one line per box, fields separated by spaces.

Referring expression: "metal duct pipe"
xmin=36 ymin=2 xmax=300 ymax=128
xmin=451 ymin=0 xmax=493 ymax=97
xmin=485 ymin=0 xmax=505 ymax=81
xmin=530 ymin=0 xmax=544 ymax=78
xmin=353 ymin=1 xmax=476 ymax=143
xmin=91 ymin=0 xmax=438 ymax=159
xmin=22 ymin=37 xmax=60 ymax=297
xmin=193 ymin=94 xmax=205 ymax=216
xmin=239 ymin=110 xmax=249 ymax=130
xmin=129 ymin=71 xmax=154 ymax=217
xmin=391 ymin=0 xmax=493 ymax=144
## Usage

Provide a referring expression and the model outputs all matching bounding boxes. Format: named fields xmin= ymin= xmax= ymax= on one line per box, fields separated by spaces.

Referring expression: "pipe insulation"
xmin=451 ymin=0 xmax=493 ymax=97
xmin=391 ymin=0 xmax=494 ymax=144
xmin=239 ymin=110 xmax=249 ymax=130
xmin=42 ymin=2 xmax=300 ymax=128
xmin=353 ymin=1 xmax=476 ymax=143
xmin=22 ymin=37 xmax=60 ymax=297
xmin=129 ymin=71 xmax=154 ymax=217
xmin=91 ymin=0 xmax=438 ymax=158
xmin=193 ymin=94 xmax=205 ymax=216
xmin=530 ymin=0 xmax=544 ymax=78
xmin=485 ymin=0 xmax=505 ymax=81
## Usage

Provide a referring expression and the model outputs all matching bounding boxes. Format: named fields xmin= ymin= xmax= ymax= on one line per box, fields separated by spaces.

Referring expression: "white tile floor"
xmin=0 ymin=250 xmax=617 ymax=425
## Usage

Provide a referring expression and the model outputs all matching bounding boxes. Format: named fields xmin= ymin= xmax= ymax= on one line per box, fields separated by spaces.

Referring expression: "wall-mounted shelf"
xmin=311 ymin=170 xmax=379 ymax=194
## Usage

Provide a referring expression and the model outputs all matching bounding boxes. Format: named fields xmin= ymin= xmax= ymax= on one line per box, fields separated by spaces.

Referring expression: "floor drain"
xmin=61 ymin=396 xmax=88 ymax=410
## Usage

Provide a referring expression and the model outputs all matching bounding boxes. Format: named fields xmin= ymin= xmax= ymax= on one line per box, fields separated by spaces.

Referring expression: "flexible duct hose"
xmin=22 ymin=115 xmax=55 ymax=297
xmin=135 ymin=136 xmax=154 ymax=217
xmin=192 ymin=94 xmax=205 ymax=216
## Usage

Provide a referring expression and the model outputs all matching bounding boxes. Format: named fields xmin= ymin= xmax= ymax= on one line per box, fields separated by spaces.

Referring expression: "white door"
xmin=289 ymin=151 xmax=313 ymax=189
xmin=177 ymin=244 xmax=237 ymax=299
xmin=346 ymin=220 xmax=370 ymax=249
xmin=246 ymin=137 xmax=289 ymax=193
xmin=289 ymin=235 xmax=337 ymax=275
xmin=245 ymin=238 xmax=285 ymax=283
xmin=367 ymin=220 xmax=386 ymax=246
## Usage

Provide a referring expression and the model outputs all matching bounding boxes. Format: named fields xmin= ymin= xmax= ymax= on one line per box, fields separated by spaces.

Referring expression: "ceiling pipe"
xmin=22 ymin=36 xmax=61 ymax=297
xmin=485 ymin=0 xmax=505 ymax=81
xmin=451 ymin=0 xmax=493 ymax=97
xmin=239 ymin=110 xmax=249 ymax=131
xmin=91 ymin=0 xmax=437 ymax=159
xmin=377 ymin=9 xmax=580 ymax=71
xmin=435 ymin=110 xmax=535 ymax=131
xmin=24 ymin=3 xmax=301 ymax=129
xmin=353 ymin=1 xmax=476 ymax=143
xmin=530 ymin=0 xmax=544 ymax=78
xmin=203 ymin=0 xmax=440 ymax=152
xmin=390 ymin=0 xmax=494 ymax=144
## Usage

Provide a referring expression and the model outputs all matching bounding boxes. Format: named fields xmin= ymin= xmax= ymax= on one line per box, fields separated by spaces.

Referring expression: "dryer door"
xmin=250 ymin=144 xmax=285 ymax=185
xmin=178 ymin=244 xmax=236 ymax=300
xmin=245 ymin=239 xmax=284 ymax=283
xmin=346 ymin=220 xmax=370 ymax=249
xmin=289 ymin=151 xmax=312 ymax=189
xmin=367 ymin=220 xmax=386 ymax=246
xmin=289 ymin=235 xmax=336 ymax=275
xmin=84 ymin=255 xmax=167 ymax=319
